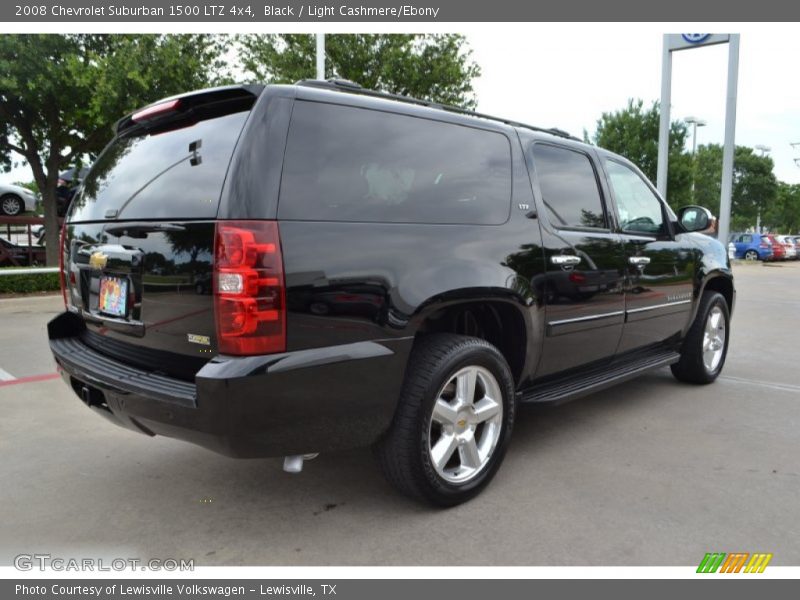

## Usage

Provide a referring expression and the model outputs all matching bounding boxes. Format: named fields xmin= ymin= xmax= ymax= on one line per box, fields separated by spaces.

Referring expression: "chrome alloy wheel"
xmin=702 ymin=306 xmax=726 ymax=372
xmin=428 ymin=365 xmax=504 ymax=484
xmin=1 ymin=196 xmax=22 ymax=216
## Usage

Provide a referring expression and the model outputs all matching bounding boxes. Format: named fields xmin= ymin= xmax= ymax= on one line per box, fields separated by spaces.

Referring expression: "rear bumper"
xmin=48 ymin=311 xmax=410 ymax=458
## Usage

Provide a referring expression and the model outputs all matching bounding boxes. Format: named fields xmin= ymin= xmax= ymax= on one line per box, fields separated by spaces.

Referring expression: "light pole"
xmin=754 ymin=144 xmax=771 ymax=156
xmin=685 ymin=116 xmax=707 ymax=155
xmin=685 ymin=116 xmax=706 ymax=201
xmin=316 ymin=34 xmax=325 ymax=80
xmin=754 ymin=145 xmax=771 ymax=232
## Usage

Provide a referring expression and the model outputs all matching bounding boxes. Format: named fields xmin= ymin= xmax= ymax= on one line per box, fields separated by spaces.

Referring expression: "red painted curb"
xmin=0 ymin=373 xmax=60 ymax=387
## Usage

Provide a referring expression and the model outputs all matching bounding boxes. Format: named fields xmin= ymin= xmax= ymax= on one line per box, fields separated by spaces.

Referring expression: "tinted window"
xmin=69 ymin=110 xmax=250 ymax=222
xmin=742 ymin=234 xmax=752 ymax=243
xmin=531 ymin=144 xmax=607 ymax=229
xmin=278 ymin=102 xmax=512 ymax=224
xmin=605 ymin=160 xmax=665 ymax=235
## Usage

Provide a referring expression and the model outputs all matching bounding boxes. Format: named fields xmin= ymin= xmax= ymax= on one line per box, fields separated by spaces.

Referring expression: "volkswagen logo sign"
xmin=682 ymin=34 xmax=712 ymax=44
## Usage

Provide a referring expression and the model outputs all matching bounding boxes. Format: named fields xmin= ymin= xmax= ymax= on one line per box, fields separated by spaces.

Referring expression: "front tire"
xmin=376 ymin=334 xmax=516 ymax=506
xmin=671 ymin=292 xmax=730 ymax=384
xmin=1 ymin=194 xmax=23 ymax=216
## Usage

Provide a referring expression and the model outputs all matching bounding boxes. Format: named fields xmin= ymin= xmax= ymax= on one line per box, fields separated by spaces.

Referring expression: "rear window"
xmin=278 ymin=101 xmax=512 ymax=225
xmin=68 ymin=110 xmax=250 ymax=222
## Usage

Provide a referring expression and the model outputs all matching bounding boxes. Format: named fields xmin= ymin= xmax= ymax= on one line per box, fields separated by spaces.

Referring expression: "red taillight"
xmin=59 ymin=220 xmax=67 ymax=307
xmin=214 ymin=221 xmax=285 ymax=355
xmin=568 ymin=272 xmax=587 ymax=283
xmin=132 ymin=99 xmax=181 ymax=123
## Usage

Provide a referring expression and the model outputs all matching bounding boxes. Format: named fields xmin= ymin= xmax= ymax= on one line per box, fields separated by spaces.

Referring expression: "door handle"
xmin=551 ymin=255 xmax=581 ymax=266
xmin=629 ymin=256 xmax=651 ymax=266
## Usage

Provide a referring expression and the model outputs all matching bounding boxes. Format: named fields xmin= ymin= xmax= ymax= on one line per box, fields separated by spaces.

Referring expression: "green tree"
xmin=237 ymin=34 xmax=481 ymax=109
xmin=694 ymin=144 xmax=778 ymax=231
xmin=591 ymin=99 xmax=693 ymax=210
xmin=13 ymin=180 xmax=39 ymax=196
xmin=0 ymin=34 xmax=230 ymax=264
xmin=763 ymin=182 xmax=800 ymax=233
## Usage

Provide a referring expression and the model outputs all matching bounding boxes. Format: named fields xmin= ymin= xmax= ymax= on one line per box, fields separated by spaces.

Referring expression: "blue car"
xmin=729 ymin=232 xmax=773 ymax=261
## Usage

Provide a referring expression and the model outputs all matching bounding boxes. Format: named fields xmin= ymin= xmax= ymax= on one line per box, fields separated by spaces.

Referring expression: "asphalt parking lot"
xmin=1 ymin=261 xmax=798 ymax=567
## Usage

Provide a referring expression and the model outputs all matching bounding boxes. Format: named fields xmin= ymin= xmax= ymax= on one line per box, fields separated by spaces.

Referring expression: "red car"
xmin=764 ymin=234 xmax=785 ymax=260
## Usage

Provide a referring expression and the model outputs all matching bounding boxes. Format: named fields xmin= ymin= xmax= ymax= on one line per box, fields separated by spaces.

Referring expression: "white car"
xmin=776 ymin=235 xmax=798 ymax=260
xmin=0 ymin=183 xmax=38 ymax=216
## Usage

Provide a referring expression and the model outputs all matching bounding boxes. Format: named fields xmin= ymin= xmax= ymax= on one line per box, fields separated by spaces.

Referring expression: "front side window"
xmin=605 ymin=160 xmax=666 ymax=235
xmin=530 ymin=144 xmax=607 ymax=230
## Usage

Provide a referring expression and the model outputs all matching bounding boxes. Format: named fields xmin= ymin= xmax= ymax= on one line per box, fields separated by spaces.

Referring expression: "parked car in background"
xmin=776 ymin=235 xmax=799 ymax=260
xmin=0 ymin=183 xmax=38 ymax=216
xmin=0 ymin=237 xmax=47 ymax=266
xmin=763 ymin=234 xmax=786 ymax=261
xmin=56 ymin=167 xmax=89 ymax=217
xmin=729 ymin=232 xmax=773 ymax=261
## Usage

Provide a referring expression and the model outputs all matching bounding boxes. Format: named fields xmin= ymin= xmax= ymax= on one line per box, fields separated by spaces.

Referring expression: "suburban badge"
xmin=187 ymin=333 xmax=211 ymax=346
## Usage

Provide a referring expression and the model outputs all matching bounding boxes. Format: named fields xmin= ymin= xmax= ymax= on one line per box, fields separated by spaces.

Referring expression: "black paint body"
xmin=49 ymin=84 xmax=734 ymax=457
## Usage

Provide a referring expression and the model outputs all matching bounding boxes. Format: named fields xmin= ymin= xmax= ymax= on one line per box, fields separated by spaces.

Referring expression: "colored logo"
xmin=682 ymin=34 xmax=712 ymax=44
xmin=89 ymin=251 xmax=108 ymax=270
xmin=697 ymin=552 xmax=773 ymax=573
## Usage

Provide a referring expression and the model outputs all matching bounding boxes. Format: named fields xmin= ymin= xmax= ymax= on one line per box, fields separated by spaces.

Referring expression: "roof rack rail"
xmin=294 ymin=79 xmax=582 ymax=142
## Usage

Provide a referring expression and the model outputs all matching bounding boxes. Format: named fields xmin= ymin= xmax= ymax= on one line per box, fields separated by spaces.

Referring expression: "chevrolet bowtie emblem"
xmin=89 ymin=251 xmax=108 ymax=270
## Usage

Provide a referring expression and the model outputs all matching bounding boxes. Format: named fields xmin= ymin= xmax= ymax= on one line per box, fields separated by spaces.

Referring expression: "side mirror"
xmin=677 ymin=205 xmax=713 ymax=233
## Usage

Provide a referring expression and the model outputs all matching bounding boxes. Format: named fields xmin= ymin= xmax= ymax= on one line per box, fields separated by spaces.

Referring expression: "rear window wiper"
xmin=106 ymin=140 xmax=202 ymax=219
xmin=105 ymin=222 xmax=186 ymax=238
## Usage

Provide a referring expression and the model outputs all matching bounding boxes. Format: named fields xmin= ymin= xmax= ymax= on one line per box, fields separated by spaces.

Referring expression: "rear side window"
xmin=531 ymin=144 xmax=607 ymax=230
xmin=69 ymin=110 xmax=250 ymax=222
xmin=278 ymin=102 xmax=512 ymax=224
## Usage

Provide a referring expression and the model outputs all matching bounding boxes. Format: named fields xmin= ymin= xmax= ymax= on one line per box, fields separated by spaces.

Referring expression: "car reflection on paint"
xmin=289 ymin=281 xmax=387 ymax=321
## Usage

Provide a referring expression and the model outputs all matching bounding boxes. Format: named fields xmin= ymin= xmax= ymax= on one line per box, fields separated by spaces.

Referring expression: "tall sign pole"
xmin=656 ymin=37 xmax=672 ymax=198
xmin=657 ymin=34 xmax=739 ymax=242
xmin=718 ymin=35 xmax=740 ymax=245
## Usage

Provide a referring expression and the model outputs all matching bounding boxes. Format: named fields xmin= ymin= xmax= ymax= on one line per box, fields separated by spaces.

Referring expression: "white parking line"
xmin=0 ymin=293 xmax=60 ymax=302
xmin=720 ymin=375 xmax=800 ymax=394
xmin=0 ymin=367 xmax=15 ymax=381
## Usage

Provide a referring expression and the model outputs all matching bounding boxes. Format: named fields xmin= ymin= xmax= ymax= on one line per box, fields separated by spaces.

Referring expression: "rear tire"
xmin=671 ymin=292 xmax=730 ymax=384
xmin=1 ymin=194 xmax=23 ymax=216
xmin=376 ymin=333 xmax=515 ymax=507
xmin=744 ymin=250 xmax=758 ymax=261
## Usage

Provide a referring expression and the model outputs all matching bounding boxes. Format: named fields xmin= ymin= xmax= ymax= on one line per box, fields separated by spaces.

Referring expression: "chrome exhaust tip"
xmin=283 ymin=453 xmax=319 ymax=473
xmin=283 ymin=455 xmax=304 ymax=473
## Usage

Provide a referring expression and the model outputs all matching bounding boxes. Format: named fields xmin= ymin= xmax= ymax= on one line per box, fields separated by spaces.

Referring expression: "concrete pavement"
xmin=0 ymin=261 xmax=798 ymax=566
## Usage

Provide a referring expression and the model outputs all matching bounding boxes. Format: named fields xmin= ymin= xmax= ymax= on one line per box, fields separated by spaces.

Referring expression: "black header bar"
xmin=2 ymin=0 xmax=799 ymax=22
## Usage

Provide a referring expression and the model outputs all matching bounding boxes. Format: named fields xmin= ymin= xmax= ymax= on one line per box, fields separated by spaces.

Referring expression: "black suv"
xmin=49 ymin=81 xmax=734 ymax=506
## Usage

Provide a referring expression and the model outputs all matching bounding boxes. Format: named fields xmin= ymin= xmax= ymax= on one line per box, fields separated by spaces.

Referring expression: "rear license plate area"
xmin=98 ymin=275 xmax=129 ymax=318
